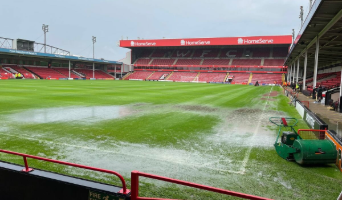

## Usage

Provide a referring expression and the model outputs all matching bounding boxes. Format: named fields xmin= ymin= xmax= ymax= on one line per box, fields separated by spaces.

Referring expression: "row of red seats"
xmin=230 ymin=73 xmax=250 ymax=83
xmin=168 ymin=72 xmax=198 ymax=82
xmin=3 ymin=65 xmax=36 ymax=79
xmin=126 ymin=71 xmax=153 ymax=80
xmin=251 ymin=74 xmax=282 ymax=84
xmin=25 ymin=67 xmax=66 ymax=79
xmin=198 ymin=73 xmax=227 ymax=82
xmin=135 ymin=58 xmax=284 ymax=66
xmin=53 ymin=68 xmax=82 ymax=79
xmin=75 ymin=69 xmax=113 ymax=79
xmin=139 ymin=47 xmax=288 ymax=58
xmin=147 ymin=72 xmax=170 ymax=80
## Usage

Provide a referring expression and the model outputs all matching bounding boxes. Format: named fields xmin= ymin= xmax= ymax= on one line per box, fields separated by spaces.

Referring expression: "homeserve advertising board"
xmin=120 ymin=35 xmax=292 ymax=47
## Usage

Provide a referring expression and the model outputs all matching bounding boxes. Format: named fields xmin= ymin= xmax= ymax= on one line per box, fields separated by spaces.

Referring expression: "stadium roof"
xmin=285 ymin=0 xmax=342 ymax=71
xmin=120 ymin=35 xmax=292 ymax=48
xmin=0 ymin=47 xmax=122 ymax=65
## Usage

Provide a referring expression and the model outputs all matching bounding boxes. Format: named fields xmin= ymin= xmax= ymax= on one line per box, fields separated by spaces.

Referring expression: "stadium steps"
xmin=224 ymin=73 xmax=229 ymax=82
xmin=261 ymin=58 xmax=264 ymax=66
xmin=199 ymin=59 xmax=204 ymax=65
xmin=148 ymin=50 xmax=155 ymax=58
xmin=23 ymin=67 xmax=41 ymax=79
xmin=148 ymin=59 xmax=154 ymax=65
xmin=228 ymin=59 xmax=233 ymax=65
xmin=122 ymin=72 xmax=132 ymax=80
xmin=2 ymin=67 xmax=12 ymax=74
xmin=217 ymin=48 xmax=222 ymax=58
xmin=101 ymin=70 xmax=115 ymax=78
xmin=282 ymin=74 xmax=285 ymax=83
xmin=248 ymin=73 xmax=253 ymax=84
xmin=146 ymin=72 xmax=155 ymax=79
xmin=192 ymin=72 xmax=200 ymax=81
xmin=172 ymin=59 xmax=177 ymax=65
xmin=190 ymin=50 xmax=196 ymax=57
xmin=165 ymin=71 xmax=174 ymax=80
xmin=72 ymin=70 xmax=85 ymax=78
xmin=5 ymin=67 xmax=18 ymax=74
xmin=124 ymin=71 xmax=135 ymax=80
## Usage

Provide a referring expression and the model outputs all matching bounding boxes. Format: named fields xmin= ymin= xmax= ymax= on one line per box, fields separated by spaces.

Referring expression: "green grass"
xmin=0 ymin=80 xmax=341 ymax=200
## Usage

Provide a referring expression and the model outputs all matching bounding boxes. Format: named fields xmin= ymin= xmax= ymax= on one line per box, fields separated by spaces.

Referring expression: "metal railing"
xmin=130 ymin=171 xmax=272 ymax=200
xmin=0 ymin=149 xmax=130 ymax=194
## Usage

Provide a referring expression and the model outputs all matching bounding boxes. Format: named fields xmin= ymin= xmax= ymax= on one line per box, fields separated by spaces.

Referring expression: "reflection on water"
xmin=10 ymin=106 xmax=130 ymax=123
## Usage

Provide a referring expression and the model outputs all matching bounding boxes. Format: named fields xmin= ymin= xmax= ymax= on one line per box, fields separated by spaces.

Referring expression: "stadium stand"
xmin=53 ymin=68 xmax=81 ymax=79
xmin=171 ymin=49 xmax=193 ymax=58
xmin=273 ymin=47 xmax=288 ymax=57
xmin=3 ymin=65 xmax=35 ymax=79
xmin=0 ymin=68 xmax=13 ymax=78
xmin=125 ymin=71 xmax=153 ymax=80
xmin=134 ymin=58 xmax=152 ymax=65
xmin=25 ymin=67 xmax=67 ymax=79
xmin=198 ymin=72 xmax=227 ymax=82
xmin=193 ymin=49 xmax=220 ymax=58
xmin=251 ymin=73 xmax=282 ymax=84
xmin=220 ymin=49 xmax=244 ymax=58
xmin=250 ymin=47 xmax=270 ymax=57
xmin=263 ymin=59 xmax=284 ymax=66
xmin=139 ymin=50 xmax=153 ymax=58
xmin=74 ymin=69 xmax=114 ymax=79
xmin=147 ymin=72 xmax=170 ymax=80
xmin=150 ymin=59 xmax=176 ymax=65
xmin=230 ymin=73 xmax=250 ymax=83
xmin=231 ymin=59 xmax=261 ymax=65
xmin=167 ymin=72 xmax=198 ymax=82
xmin=151 ymin=49 xmax=173 ymax=57
xmin=202 ymin=59 xmax=230 ymax=65
xmin=175 ymin=59 xmax=202 ymax=65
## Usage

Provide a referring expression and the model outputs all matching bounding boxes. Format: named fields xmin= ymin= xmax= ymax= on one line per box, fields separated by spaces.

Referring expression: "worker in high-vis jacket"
xmin=295 ymin=83 xmax=299 ymax=92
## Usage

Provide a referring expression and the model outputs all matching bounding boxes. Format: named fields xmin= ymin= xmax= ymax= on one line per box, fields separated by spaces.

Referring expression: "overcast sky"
xmin=1 ymin=0 xmax=310 ymax=61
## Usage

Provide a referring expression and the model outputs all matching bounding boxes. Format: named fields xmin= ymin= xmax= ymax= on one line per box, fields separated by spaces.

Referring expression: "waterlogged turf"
xmin=0 ymin=80 xmax=341 ymax=200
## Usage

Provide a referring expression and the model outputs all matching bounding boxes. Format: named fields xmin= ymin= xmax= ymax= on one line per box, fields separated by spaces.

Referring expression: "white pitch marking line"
xmin=239 ymin=86 xmax=274 ymax=174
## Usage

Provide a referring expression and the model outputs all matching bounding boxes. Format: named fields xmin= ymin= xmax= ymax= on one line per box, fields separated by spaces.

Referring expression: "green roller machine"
xmin=269 ymin=117 xmax=337 ymax=165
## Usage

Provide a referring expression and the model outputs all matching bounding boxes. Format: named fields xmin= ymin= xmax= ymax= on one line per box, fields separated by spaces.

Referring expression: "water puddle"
xmin=9 ymin=106 xmax=134 ymax=124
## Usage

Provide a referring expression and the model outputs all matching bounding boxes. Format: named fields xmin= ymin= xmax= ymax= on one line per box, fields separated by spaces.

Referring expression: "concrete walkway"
xmin=285 ymin=87 xmax=342 ymax=136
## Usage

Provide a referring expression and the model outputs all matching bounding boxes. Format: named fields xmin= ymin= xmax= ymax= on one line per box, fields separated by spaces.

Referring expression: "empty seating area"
xmin=53 ymin=68 xmax=81 ymax=78
xmin=250 ymin=48 xmax=270 ymax=57
xmin=263 ymin=59 xmax=284 ymax=66
xmin=139 ymin=50 xmax=153 ymax=57
xmin=220 ymin=49 xmax=244 ymax=58
xmin=198 ymin=72 xmax=227 ymax=82
xmin=251 ymin=74 xmax=282 ymax=84
xmin=147 ymin=72 xmax=170 ymax=80
xmin=202 ymin=59 xmax=230 ymax=65
xmin=151 ymin=49 xmax=172 ymax=57
xmin=26 ymin=67 xmax=66 ymax=79
xmin=74 ymin=69 xmax=113 ymax=79
xmin=150 ymin=59 xmax=175 ymax=65
xmin=168 ymin=72 xmax=198 ymax=82
xmin=193 ymin=49 xmax=220 ymax=57
xmin=172 ymin=50 xmax=193 ymax=57
xmin=0 ymin=68 xmax=13 ymax=78
xmin=175 ymin=59 xmax=201 ymax=65
xmin=273 ymin=47 xmax=288 ymax=57
xmin=231 ymin=59 xmax=261 ymax=65
xmin=126 ymin=71 xmax=153 ymax=80
xmin=230 ymin=73 xmax=250 ymax=83
xmin=135 ymin=58 xmax=152 ymax=65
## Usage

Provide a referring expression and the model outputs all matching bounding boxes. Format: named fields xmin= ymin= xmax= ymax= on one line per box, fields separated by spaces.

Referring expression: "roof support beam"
xmin=291 ymin=8 xmax=342 ymax=65
xmin=313 ymin=38 xmax=320 ymax=88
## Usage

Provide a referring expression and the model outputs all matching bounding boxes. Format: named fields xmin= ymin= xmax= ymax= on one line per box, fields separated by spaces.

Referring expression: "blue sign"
xmin=0 ymin=48 xmax=122 ymax=65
